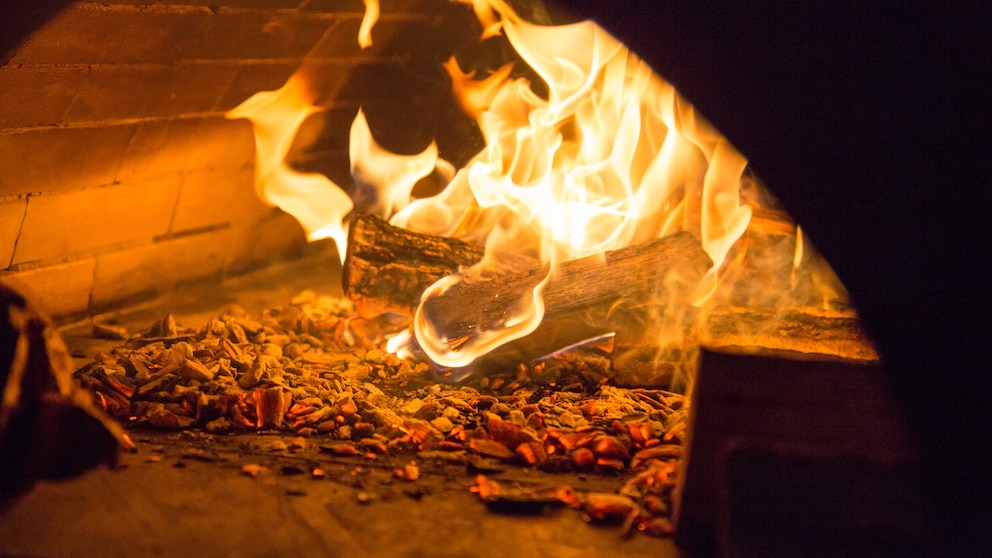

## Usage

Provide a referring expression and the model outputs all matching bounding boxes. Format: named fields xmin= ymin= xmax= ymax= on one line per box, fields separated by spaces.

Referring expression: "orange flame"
xmin=230 ymin=1 xmax=851 ymax=373
xmin=359 ymin=0 xmax=380 ymax=49
xmin=391 ymin=6 xmax=753 ymax=366
xmin=225 ymin=73 xmax=352 ymax=261
xmin=444 ymin=57 xmax=515 ymax=122
xmin=453 ymin=0 xmax=507 ymax=39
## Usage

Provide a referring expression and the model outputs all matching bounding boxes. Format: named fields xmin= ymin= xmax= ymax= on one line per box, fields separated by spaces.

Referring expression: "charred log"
xmin=343 ymin=213 xmax=535 ymax=317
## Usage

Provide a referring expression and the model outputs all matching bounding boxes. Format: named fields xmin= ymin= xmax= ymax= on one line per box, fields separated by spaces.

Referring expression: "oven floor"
xmin=0 ymin=254 xmax=680 ymax=558
xmin=0 ymin=430 xmax=678 ymax=558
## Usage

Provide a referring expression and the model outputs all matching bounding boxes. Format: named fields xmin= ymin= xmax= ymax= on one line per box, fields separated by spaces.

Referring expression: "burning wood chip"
xmin=242 ymin=464 xmax=267 ymax=477
xmin=69 ymin=289 xmax=688 ymax=537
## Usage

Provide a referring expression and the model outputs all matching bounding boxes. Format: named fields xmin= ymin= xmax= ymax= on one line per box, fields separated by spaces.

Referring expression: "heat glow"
xmin=227 ymin=0 xmax=848 ymax=375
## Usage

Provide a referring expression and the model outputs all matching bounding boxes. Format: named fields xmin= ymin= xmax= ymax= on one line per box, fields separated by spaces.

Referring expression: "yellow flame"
xmin=414 ymin=272 xmax=549 ymax=368
xmin=794 ymin=225 xmax=805 ymax=269
xmin=349 ymin=109 xmax=441 ymax=217
xmin=453 ymin=0 xmax=508 ymax=39
xmin=226 ymin=73 xmax=352 ymax=261
xmin=359 ymin=0 xmax=380 ymax=49
xmin=386 ymin=6 xmax=753 ymax=366
xmin=444 ymin=57 xmax=515 ymax=122
xmin=229 ymin=2 xmax=818 ymax=372
xmin=402 ymin=15 xmax=750 ymax=266
xmin=386 ymin=329 xmax=415 ymax=359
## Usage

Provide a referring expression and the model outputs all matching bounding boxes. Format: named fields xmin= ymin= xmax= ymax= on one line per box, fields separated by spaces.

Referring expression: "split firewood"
xmin=609 ymin=305 xmax=879 ymax=388
xmin=0 ymin=284 xmax=132 ymax=503
xmin=343 ymin=213 xmax=535 ymax=317
xmin=698 ymin=306 xmax=878 ymax=362
xmin=416 ymin=232 xmax=713 ymax=376
xmin=343 ymin=213 xmax=713 ymax=381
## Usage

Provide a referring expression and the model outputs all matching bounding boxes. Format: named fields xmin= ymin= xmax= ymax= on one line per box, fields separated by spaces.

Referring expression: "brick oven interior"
xmin=2 ymin=1 xmax=990 ymax=557
xmin=1 ymin=2 xmax=694 ymax=556
xmin=0 ymin=0 xmax=484 ymax=320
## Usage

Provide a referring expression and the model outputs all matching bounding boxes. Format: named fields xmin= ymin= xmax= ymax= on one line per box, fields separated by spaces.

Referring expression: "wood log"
xmin=342 ymin=213 xmax=534 ymax=317
xmin=342 ymin=213 xmax=877 ymax=389
xmin=343 ymin=213 xmax=714 ymax=380
xmin=418 ymin=231 xmax=713 ymax=375
xmin=699 ymin=306 xmax=878 ymax=362
xmin=610 ymin=305 xmax=878 ymax=389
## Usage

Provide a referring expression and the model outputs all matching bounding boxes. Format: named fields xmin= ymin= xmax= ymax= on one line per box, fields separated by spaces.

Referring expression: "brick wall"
xmin=0 ymin=0 xmax=473 ymax=321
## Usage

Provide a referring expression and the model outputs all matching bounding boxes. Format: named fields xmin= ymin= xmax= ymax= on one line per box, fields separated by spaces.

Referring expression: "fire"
xmin=228 ymin=0 xmax=850 ymax=376
xmin=349 ymin=108 xmax=441 ymax=218
xmin=225 ymin=72 xmax=352 ymax=262
xmin=395 ymin=4 xmax=752 ymax=366
xmin=359 ymin=0 xmax=380 ymax=49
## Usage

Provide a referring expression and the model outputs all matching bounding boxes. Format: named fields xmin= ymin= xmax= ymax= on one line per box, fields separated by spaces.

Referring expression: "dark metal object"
xmin=678 ymin=347 xmax=932 ymax=556
xmin=0 ymin=285 xmax=125 ymax=504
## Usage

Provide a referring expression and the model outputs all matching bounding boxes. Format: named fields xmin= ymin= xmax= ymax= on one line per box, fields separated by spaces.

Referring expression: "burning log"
xmin=343 ymin=213 xmax=536 ymax=317
xmin=699 ymin=306 xmax=878 ymax=362
xmin=342 ymin=214 xmax=713 ymax=377
xmin=418 ymin=231 xmax=712 ymax=376
xmin=610 ymin=304 xmax=878 ymax=388
xmin=343 ymin=214 xmax=877 ymax=388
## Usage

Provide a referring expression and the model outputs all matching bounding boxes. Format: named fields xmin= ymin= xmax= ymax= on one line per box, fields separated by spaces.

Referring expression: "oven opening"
xmin=3 ymin=1 xmax=974 ymax=556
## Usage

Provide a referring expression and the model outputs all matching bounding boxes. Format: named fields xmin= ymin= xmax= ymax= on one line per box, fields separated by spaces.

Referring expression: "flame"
xmin=444 ymin=57 xmax=515 ymax=122
xmin=453 ymin=0 xmax=507 ymax=39
xmin=794 ymin=225 xmax=805 ymax=270
xmin=349 ymin=109 xmax=440 ymax=217
xmin=359 ymin=0 xmax=380 ymax=49
xmin=226 ymin=73 xmax=352 ymax=261
xmin=390 ymin=6 xmax=753 ymax=366
xmin=414 ymin=271 xmax=549 ymax=370
xmin=231 ymin=0 xmax=853 ymax=376
xmin=398 ymin=14 xmax=750 ymax=268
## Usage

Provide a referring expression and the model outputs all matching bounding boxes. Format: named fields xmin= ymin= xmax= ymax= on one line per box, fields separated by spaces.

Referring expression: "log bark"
xmin=610 ymin=305 xmax=879 ymax=389
xmin=699 ymin=306 xmax=878 ymax=362
xmin=342 ymin=213 xmax=534 ymax=317
xmin=418 ymin=232 xmax=713 ymax=374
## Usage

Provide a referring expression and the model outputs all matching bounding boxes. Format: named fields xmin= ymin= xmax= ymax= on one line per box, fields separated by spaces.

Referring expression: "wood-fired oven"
xmin=1 ymin=1 xmax=988 ymax=557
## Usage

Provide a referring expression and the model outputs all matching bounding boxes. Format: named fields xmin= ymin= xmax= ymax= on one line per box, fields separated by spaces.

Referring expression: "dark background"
xmin=5 ymin=0 xmax=991 ymax=551
xmin=553 ymin=0 xmax=991 ymax=551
